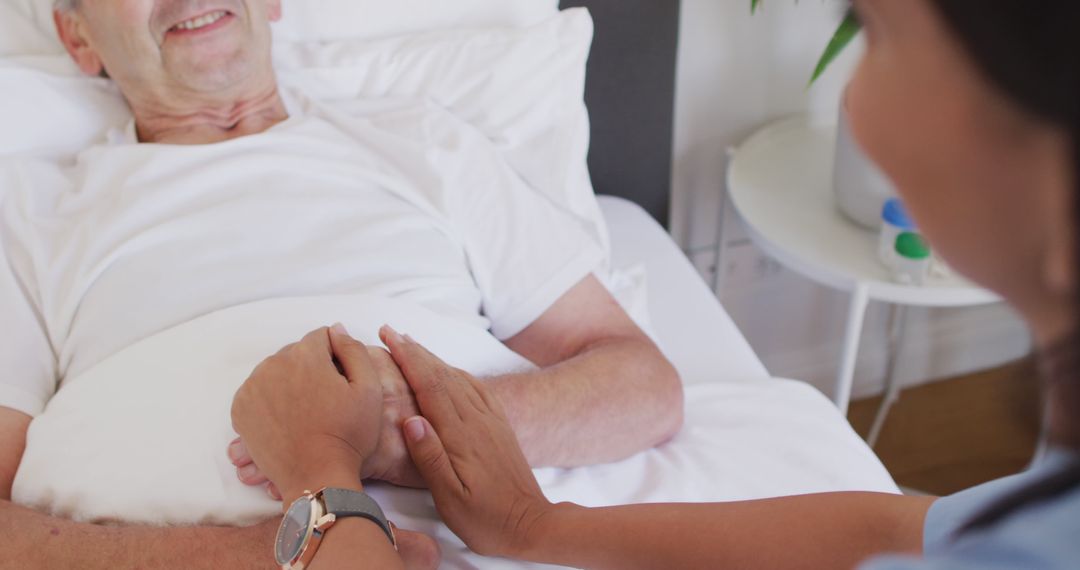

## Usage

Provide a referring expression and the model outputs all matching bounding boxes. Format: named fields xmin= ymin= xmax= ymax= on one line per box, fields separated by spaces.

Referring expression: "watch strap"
xmin=320 ymin=488 xmax=396 ymax=547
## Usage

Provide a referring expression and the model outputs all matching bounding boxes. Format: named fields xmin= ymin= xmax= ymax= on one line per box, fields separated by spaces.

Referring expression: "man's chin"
xmin=166 ymin=52 xmax=262 ymax=96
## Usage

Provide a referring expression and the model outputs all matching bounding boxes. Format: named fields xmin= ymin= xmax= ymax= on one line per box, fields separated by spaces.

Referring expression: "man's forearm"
xmin=489 ymin=337 xmax=682 ymax=467
xmin=3 ymin=499 xmax=276 ymax=570
xmin=521 ymin=493 xmax=937 ymax=570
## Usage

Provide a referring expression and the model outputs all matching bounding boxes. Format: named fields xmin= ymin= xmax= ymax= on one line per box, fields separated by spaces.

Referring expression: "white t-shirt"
xmin=0 ymin=90 xmax=603 ymax=417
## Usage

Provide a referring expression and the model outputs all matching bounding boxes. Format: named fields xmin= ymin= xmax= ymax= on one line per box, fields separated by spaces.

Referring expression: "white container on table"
xmin=833 ymin=105 xmax=897 ymax=230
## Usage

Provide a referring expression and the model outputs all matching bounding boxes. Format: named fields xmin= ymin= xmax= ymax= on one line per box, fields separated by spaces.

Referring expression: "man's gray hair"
xmin=54 ymin=0 xmax=77 ymax=11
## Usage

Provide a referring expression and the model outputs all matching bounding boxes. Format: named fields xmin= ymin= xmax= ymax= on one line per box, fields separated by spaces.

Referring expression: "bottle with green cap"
xmin=893 ymin=232 xmax=931 ymax=286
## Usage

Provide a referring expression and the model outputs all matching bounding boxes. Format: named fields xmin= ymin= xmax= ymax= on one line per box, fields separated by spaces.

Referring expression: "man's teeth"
xmin=173 ymin=11 xmax=228 ymax=31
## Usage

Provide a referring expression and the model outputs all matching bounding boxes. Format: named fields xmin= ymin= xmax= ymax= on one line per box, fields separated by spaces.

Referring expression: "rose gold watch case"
xmin=282 ymin=488 xmax=337 ymax=570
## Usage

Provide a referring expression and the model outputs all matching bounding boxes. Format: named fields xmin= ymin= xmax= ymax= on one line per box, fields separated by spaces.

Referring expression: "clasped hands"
xmin=228 ymin=324 xmax=424 ymax=494
xmin=229 ymin=323 xmax=557 ymax=565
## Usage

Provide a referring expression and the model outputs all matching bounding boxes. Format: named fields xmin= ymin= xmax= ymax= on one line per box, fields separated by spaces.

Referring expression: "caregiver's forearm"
xmin=0 ymin=499 xmax=277 ymax=570
xmin=519 ymin=492 xmax=937 ymax=570
xmin=489 ymin=336 xmax=683 ymax=467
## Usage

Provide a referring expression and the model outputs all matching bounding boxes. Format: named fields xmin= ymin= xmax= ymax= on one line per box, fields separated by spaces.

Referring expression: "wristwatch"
xmin=275 ymin=487 xmax=397 ymax=570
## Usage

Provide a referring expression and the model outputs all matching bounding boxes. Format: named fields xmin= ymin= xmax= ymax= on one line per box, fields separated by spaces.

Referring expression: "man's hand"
xmin=382 ymin=325 xmax=556 ymax=559
xmin=230 ymin=324 xmax=383 ymax=502
xmin=229 ymin=345 xmax=425 ymax=492
xmin=361 ymin=346 xmax=425 ymax=487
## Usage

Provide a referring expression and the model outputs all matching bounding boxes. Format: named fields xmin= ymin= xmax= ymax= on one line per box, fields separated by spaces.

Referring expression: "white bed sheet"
xmin=601 ymin=196 xmax=769 ymax=385
xmin=389 ymin=199 xmax=900 ymax=568
xmin=12 ymin=194 xmax=897 ymax=570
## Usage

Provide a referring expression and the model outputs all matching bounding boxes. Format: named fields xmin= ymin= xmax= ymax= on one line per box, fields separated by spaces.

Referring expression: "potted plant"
xmin=753 ymin=1 xmax=896 ymax=230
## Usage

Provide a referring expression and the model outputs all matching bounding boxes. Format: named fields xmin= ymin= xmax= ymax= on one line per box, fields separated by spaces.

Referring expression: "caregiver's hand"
xmin=230 ymin=325 xmax=383 ymax=503
xmin=232 ymin=325 xmax=441 ymax=570
xmin=229 ymin=344 xmax=425 ymax=492
xmin=381 ymin=325 xmax=556 ymax=558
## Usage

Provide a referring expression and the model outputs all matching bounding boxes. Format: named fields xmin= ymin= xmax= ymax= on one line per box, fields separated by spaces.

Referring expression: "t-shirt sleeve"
xmin=860 ymin=553 xmax=1055 ymax=570
xmin=0 ymin=178 xmax=58 ymax=417
xmin=856 ymin=490 xmax=1000 ymax=570
xmin=859 ymin=463 xmax=1079 ymax=570
xmin=428 ymin=109 xmax=606 ymax=340
xmin=920 ymin=473 xmax=1029 ymax=553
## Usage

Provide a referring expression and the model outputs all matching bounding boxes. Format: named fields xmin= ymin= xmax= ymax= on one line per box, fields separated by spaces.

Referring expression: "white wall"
xmin=670 ymin=0 xmax=1031 ymax=400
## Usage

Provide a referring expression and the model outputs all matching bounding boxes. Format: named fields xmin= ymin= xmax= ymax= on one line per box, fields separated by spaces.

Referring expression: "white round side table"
xmin=725 ymin=116 xmax=1000 ymax=430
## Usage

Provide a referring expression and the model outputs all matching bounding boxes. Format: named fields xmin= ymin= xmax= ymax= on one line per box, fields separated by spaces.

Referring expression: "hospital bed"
xmin=0 ymin=1 xmax=899 ymax=568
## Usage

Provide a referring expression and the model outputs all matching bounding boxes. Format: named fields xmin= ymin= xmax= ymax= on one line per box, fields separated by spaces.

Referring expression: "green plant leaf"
xmin=809 ymin=10 xmax=860 ymax=86
xmin=751 ymin=0 xmax=761 ymax=14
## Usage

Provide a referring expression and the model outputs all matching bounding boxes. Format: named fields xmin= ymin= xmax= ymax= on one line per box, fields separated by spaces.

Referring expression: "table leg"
xmin=867 ymin=305 xmax=908 ymax=446
xmin=835 ymin=283 xmax=870 ymax=414
xmin=711 ymin=184 xmax=729 ymax=295
xmin=1033 ymin=413 xmax=1051 ymax=466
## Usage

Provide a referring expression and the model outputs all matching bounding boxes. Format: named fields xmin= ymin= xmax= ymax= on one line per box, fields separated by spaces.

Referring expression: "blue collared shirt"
xmin=861 ymin=449 xmax=1080 ymax=569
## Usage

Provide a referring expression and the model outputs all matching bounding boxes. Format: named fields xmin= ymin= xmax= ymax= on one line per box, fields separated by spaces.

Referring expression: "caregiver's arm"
xmin=492 ymin=274 xmax=683 ymax=467
xmin=0 ymin=407 xmax=278 ymax=570
xmin=388 ymin=336 xmax=937 ymax=570
xmin=517 ymin=493 xmax=935 ymax=570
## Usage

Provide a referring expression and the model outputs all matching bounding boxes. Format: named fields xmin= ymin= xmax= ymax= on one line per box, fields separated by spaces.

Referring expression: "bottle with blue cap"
xmin=878 ymin=198 xmax=917 ymax=269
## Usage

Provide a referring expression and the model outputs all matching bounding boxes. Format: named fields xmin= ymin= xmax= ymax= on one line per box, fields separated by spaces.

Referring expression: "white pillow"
xmin=0 ymin=0 xmax=559 ymax=57
xmin=0 ymin=59 xmax=131 ymax=160
xmin=14 ymin=294 xmax=536 ymax=526
xmin=274 ymin=9 xmax=607 ymax=256
xmin=0 ymin=1 xmax=67 ymax=57
xmin=274 ymin=0 xmax=560 ymax=43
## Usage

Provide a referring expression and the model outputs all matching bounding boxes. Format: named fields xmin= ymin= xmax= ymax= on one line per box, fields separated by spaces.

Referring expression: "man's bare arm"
xmin=493 ymin=275 xmax=683 ymax=467
xmin=233 ymin=275 xmax=681 ymax=484
xmin=0 ymin=407 xmax=278 ymax=570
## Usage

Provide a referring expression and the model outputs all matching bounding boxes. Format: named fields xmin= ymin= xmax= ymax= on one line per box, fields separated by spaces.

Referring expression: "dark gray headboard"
xmin=559 ymin=0 xmax=681 ymax=227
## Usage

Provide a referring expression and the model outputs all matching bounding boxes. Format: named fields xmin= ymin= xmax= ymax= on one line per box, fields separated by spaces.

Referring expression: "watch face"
xmin=276 ymin=496 xmax=314 ymax=565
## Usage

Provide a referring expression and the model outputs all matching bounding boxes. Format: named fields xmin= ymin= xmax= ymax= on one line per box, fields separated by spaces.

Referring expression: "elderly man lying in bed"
xmin=0 ymin=0 xmax=681 ymax=567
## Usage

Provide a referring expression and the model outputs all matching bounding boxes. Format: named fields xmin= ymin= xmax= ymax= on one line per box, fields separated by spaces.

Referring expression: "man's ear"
xmin=267 ymin=0 xmax=283 ymax=22
xmin=53 ymin=9 xmax=104 ymax=77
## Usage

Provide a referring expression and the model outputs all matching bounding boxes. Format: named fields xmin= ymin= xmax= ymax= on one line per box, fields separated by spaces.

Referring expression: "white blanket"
xmin=13 ymin=294 xmax=897 ymax=568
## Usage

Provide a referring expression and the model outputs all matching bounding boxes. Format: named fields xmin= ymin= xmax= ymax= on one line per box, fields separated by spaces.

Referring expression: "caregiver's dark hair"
xmin=925 ymin=0 xmax=1080 ymax=534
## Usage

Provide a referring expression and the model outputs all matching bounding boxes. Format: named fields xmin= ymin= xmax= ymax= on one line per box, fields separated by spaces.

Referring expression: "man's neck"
xmin=133 ymin=84 xmax=289 ymax=145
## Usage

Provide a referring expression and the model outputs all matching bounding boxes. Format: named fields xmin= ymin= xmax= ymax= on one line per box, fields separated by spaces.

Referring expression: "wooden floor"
xmin=847 ymin=358 xmax=1042 ymax=496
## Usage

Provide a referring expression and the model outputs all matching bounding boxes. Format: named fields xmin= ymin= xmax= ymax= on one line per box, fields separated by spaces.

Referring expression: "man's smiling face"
xmin=55 ymin=0 xmax=282 ymax=110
